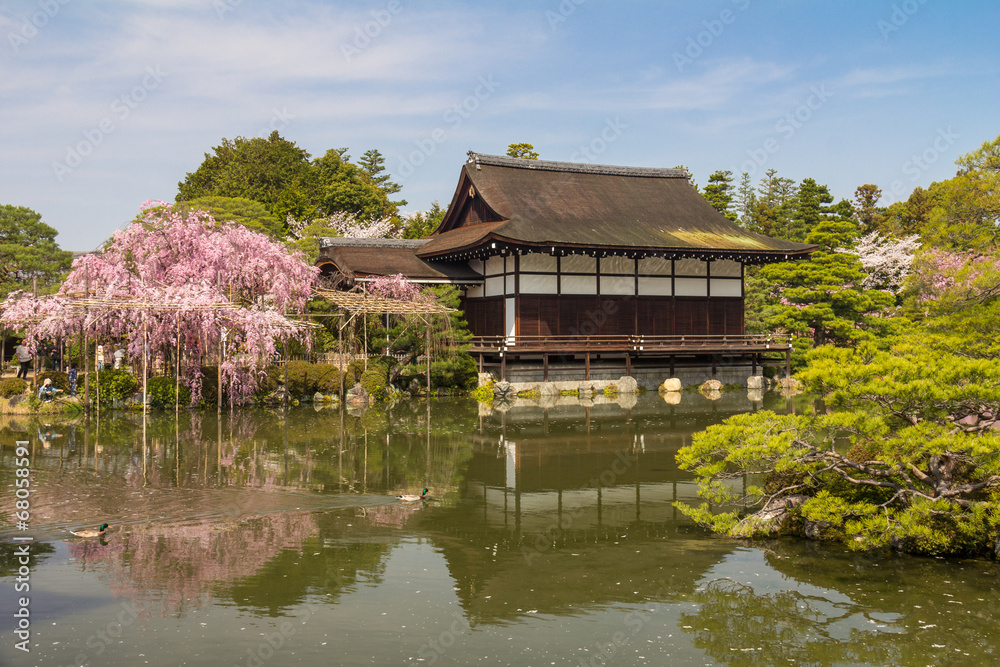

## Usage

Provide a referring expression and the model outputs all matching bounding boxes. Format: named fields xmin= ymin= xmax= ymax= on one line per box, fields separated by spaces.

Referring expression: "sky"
xmin=1 ymin=0 xmax=998 ymax=251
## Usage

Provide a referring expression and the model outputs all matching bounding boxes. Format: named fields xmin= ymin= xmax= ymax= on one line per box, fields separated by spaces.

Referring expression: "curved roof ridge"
xmin=467 ymin=151 xmax=689 ymax=179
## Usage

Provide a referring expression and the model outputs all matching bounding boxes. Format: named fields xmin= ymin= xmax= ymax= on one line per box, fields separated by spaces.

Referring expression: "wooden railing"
xmin=469 ymin=334 xmax=791 ymax=354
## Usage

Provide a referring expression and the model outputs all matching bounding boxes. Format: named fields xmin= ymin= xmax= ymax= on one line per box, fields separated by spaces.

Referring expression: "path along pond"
xmin=2 ymin=393 xmax=999 ymax=666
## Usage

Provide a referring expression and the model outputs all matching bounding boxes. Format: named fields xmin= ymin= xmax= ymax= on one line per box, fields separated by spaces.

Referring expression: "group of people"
xmin=95 ymin=343 xmax=127 ymax=370
xmin=11 ymin=338 xmax=81 ymax=400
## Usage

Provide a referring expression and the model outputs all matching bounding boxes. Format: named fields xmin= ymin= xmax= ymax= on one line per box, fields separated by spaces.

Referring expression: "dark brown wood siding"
xmin=471 ymin=295 xmax=743 ymax=337
xmin=463 ymin=297 xmax=504 ymax=336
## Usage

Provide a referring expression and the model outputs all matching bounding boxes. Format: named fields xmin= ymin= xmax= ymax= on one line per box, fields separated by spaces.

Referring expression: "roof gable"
xmin=419 ymin=152 xmax=815 ymax=263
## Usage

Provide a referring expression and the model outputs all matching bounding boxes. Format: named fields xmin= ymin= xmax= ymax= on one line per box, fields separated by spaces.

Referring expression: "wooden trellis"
xmin=312 ymin=287 xmax=456 ymax=398
xmin=8 ymin=290 xmax=315 ymax=413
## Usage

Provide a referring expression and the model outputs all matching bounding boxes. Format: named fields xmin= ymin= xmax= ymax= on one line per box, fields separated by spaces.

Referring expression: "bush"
xmin=472 ymin=383 xmax=494 ymax=403
xmin=402 ymin=355 xmax=477 ymax=392
xmin=199 ymin=366 xmax=219 ymax=406
xmin=360 ymin=368 xmax=388 ymax=400
xmin=282 ymin=361 xmax=342 ymax=396
xmin=346 ymin=359 xmax=367 ymax=387
xmin=96 ymin=369 xmax=138 ymax=405
xmin=146 ymin=376 xmax=191 ymax=409
xmin=0 ymin=378 xmax=27 ymax=398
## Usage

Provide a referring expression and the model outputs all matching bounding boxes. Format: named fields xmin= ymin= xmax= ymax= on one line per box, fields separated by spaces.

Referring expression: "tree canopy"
xmin=0 ymin=202 xmax=317 ymax=403
xmin=176 ymin=133 xmax=408 ymax=239
xmin=506 ymin=143 xmax=539 ymax=160
xmin=0 ymin=204 xmax=73 ymax=300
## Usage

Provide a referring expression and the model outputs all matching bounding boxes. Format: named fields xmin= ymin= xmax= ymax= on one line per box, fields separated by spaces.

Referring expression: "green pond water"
xmin=2 ymin=393 xmax=999 ymax=666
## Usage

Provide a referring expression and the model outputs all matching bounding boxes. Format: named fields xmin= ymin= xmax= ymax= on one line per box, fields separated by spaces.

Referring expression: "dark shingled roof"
xmin=417 ymin=153 xmax=815 ymax=262
xmin=317 ymin=238 xmax=482 ymax=283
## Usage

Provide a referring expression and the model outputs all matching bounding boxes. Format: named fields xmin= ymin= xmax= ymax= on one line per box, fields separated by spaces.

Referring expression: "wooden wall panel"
xmin=675 ymin=298 xmax=709 ymax=336
xmin=463 ymin=297 xmax=504 ymax=337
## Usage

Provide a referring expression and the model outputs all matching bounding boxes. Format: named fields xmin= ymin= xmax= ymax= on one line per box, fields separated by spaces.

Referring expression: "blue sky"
xmin=2 ymin=0 xmax=998 ymax=251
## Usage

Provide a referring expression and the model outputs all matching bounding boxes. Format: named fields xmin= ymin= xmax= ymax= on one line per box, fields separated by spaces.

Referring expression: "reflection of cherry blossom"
xmin=358 ymin=502 xmax=424 ymax=528
xmin=67 ymin=512 xmax=318 ymax=615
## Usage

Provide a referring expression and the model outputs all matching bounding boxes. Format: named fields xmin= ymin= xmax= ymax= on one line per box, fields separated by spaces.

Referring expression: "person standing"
xmin=50 ymin=342 xmax=62 ymax=372
xmin=96 ymin=344 xmax=105 ymax=371
xmin=15 ymin=340 xmax=31 ymax=379
xmin=67 ymin=363 xmax=78 ymax=395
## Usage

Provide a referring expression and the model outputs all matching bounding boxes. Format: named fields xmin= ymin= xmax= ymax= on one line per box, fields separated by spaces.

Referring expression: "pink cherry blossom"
xmin=1 ymin=203 xmax=318 ymax=404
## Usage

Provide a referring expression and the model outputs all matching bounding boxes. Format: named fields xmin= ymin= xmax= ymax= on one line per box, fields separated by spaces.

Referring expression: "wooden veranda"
xmin=470 ymin=333 xmax=793 ymax=381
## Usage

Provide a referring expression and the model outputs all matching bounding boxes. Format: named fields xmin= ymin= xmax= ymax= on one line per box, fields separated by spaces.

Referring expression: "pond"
xmin=2 ymin=392 xmax=999 ymax=666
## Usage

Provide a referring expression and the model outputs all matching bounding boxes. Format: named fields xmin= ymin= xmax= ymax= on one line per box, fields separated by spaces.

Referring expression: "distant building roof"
xmin=417 ymin=152 xmax=815 ymax=263
xmin=317 ymin=237 xmax=482 ymax=284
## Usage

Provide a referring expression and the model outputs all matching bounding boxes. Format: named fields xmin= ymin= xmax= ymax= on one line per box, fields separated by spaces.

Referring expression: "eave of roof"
xmin=317 ymin=239 xmax=482 ymax=283
xmin=418 ymin=152 xmax=816 ymax=263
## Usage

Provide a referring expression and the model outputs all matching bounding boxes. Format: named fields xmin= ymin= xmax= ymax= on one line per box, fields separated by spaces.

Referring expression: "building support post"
xmin=543 ymin=353 xmax=548 ymax=381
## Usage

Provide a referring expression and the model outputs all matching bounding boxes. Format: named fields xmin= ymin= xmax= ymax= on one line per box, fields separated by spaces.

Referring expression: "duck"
xmin=396 ymin=489 xmax=429 ymax=502
xmin=68 ymin=523 xmax=109 ymax=538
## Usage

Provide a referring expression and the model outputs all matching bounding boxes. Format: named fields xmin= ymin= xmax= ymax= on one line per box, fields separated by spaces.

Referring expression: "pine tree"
xmin=702 ymin=170 xmax=738 ymax=222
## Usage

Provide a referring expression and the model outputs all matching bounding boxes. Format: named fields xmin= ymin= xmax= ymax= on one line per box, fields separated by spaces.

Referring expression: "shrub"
xmin=282 ymin=361 xmax=342 ymax=396
xmin=346 ymin=359 xmax=367 ymax=387
xmin=198 ymin=366 xmax=219 ymax=406
xmin=472 ymin=383 xmax=494 ymax=403
xmin=360 ymin=368 xmax=388 ymax=400
xmin=314 ymin=364 xmax=341 ymax=394
xmin=96 ymin=369 xmax=138 ymax=405
xmin=284 ymin=360 xmax=315 ymax=396
xmin=603 ymin=383 xmax=619 ymax=396
xmin=402 ymin=355 xmax=477 ymax=392
xmin=0 ymin=378 xmax=27 ymax=398
xmin=146 ymin=376 xmax=191 ymax=409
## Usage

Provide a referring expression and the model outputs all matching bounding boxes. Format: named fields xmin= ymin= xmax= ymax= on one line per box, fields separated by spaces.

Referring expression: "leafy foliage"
xmin=675 ymin=340 xmax=1000 ymax=556
xmin=146 ymin=376 xmax=191 ymax=408
xmin=96 ymin=369 xmax=139 ymax=405
xmin=0 ymin=203 xmax=317 ymax=405
xmin=283 ymin=361 xmax=341 ymax=396
xmin=506 ymin=143 xmax=539 ymax=159
xmin=0 ymin=377 xmax=27 ymax=398
xmin=0 ymin=204 xmax=73 ymax=302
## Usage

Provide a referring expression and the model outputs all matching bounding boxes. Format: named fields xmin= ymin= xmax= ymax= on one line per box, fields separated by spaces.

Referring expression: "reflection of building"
xmin=319 ymin=153 xmax=813 ymax=383
xmin=415 ymin=394 xmax=758 ymax=623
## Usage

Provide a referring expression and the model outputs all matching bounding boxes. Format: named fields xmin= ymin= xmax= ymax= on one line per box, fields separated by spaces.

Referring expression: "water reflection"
xmin=1 ymin=391 xmax=997 ymax=666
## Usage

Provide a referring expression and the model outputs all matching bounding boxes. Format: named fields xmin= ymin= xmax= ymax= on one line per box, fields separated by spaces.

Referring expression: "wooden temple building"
xmin=318 ymin=152 xmax=815 ymax=385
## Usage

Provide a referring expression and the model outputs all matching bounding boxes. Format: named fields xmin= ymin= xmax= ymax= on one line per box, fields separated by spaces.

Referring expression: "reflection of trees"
xmin=678 ymin=542 xmax=1000 ymax=666
xmin=0 ymin=541 xmax=55 ymax=576
xmin=12 ymin=401 xmax=478 ymax=497
xmin=67 ymin=511 xmax=319 ymax=615
xmin=680 ymin=579 xmax=907 ymax=666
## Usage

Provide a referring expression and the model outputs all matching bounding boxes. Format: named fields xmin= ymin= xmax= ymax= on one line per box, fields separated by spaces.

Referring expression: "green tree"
xmin=506 ymin=143 xmax=539 ymax=160
xmin=748 ymin=169 xmax=796 ymax=237
xmin=176 ymin=131 xmax=320 ymax=225
xmin=314 ymin=148 xmax=398 ymax=223
xmin=359 ymin=149 xmax=406 ymax=206
xmin=881 ymin=185 xmax=937 ymax=236
xmin=760 ymin=203 xmax=894 ymax=347
xmin=852 ymin=184 xmax=884 ymax=234
xmin=735 ymin=171 xmax=755 ymax=228
xmin=701 ymin=170 xmax=738 ymax=222
xmin=176 ymin=196 xmax=284 ymax=239
xmin=786 ymin=178 xmax=835 ymax=243
xmin=0 ymin=205 xmax=73 ymax=299
xmin=402 ymin=201 xmax=446 ymax=239
xmin=675 ymin=340 xmax=1000 ymax=557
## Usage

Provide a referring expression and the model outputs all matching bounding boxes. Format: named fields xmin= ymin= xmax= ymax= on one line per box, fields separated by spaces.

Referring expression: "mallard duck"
xmin=396 ymin=489 xmax=429 ymax=501
xmin=68 ymin=523 xmax=109 ymax=538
